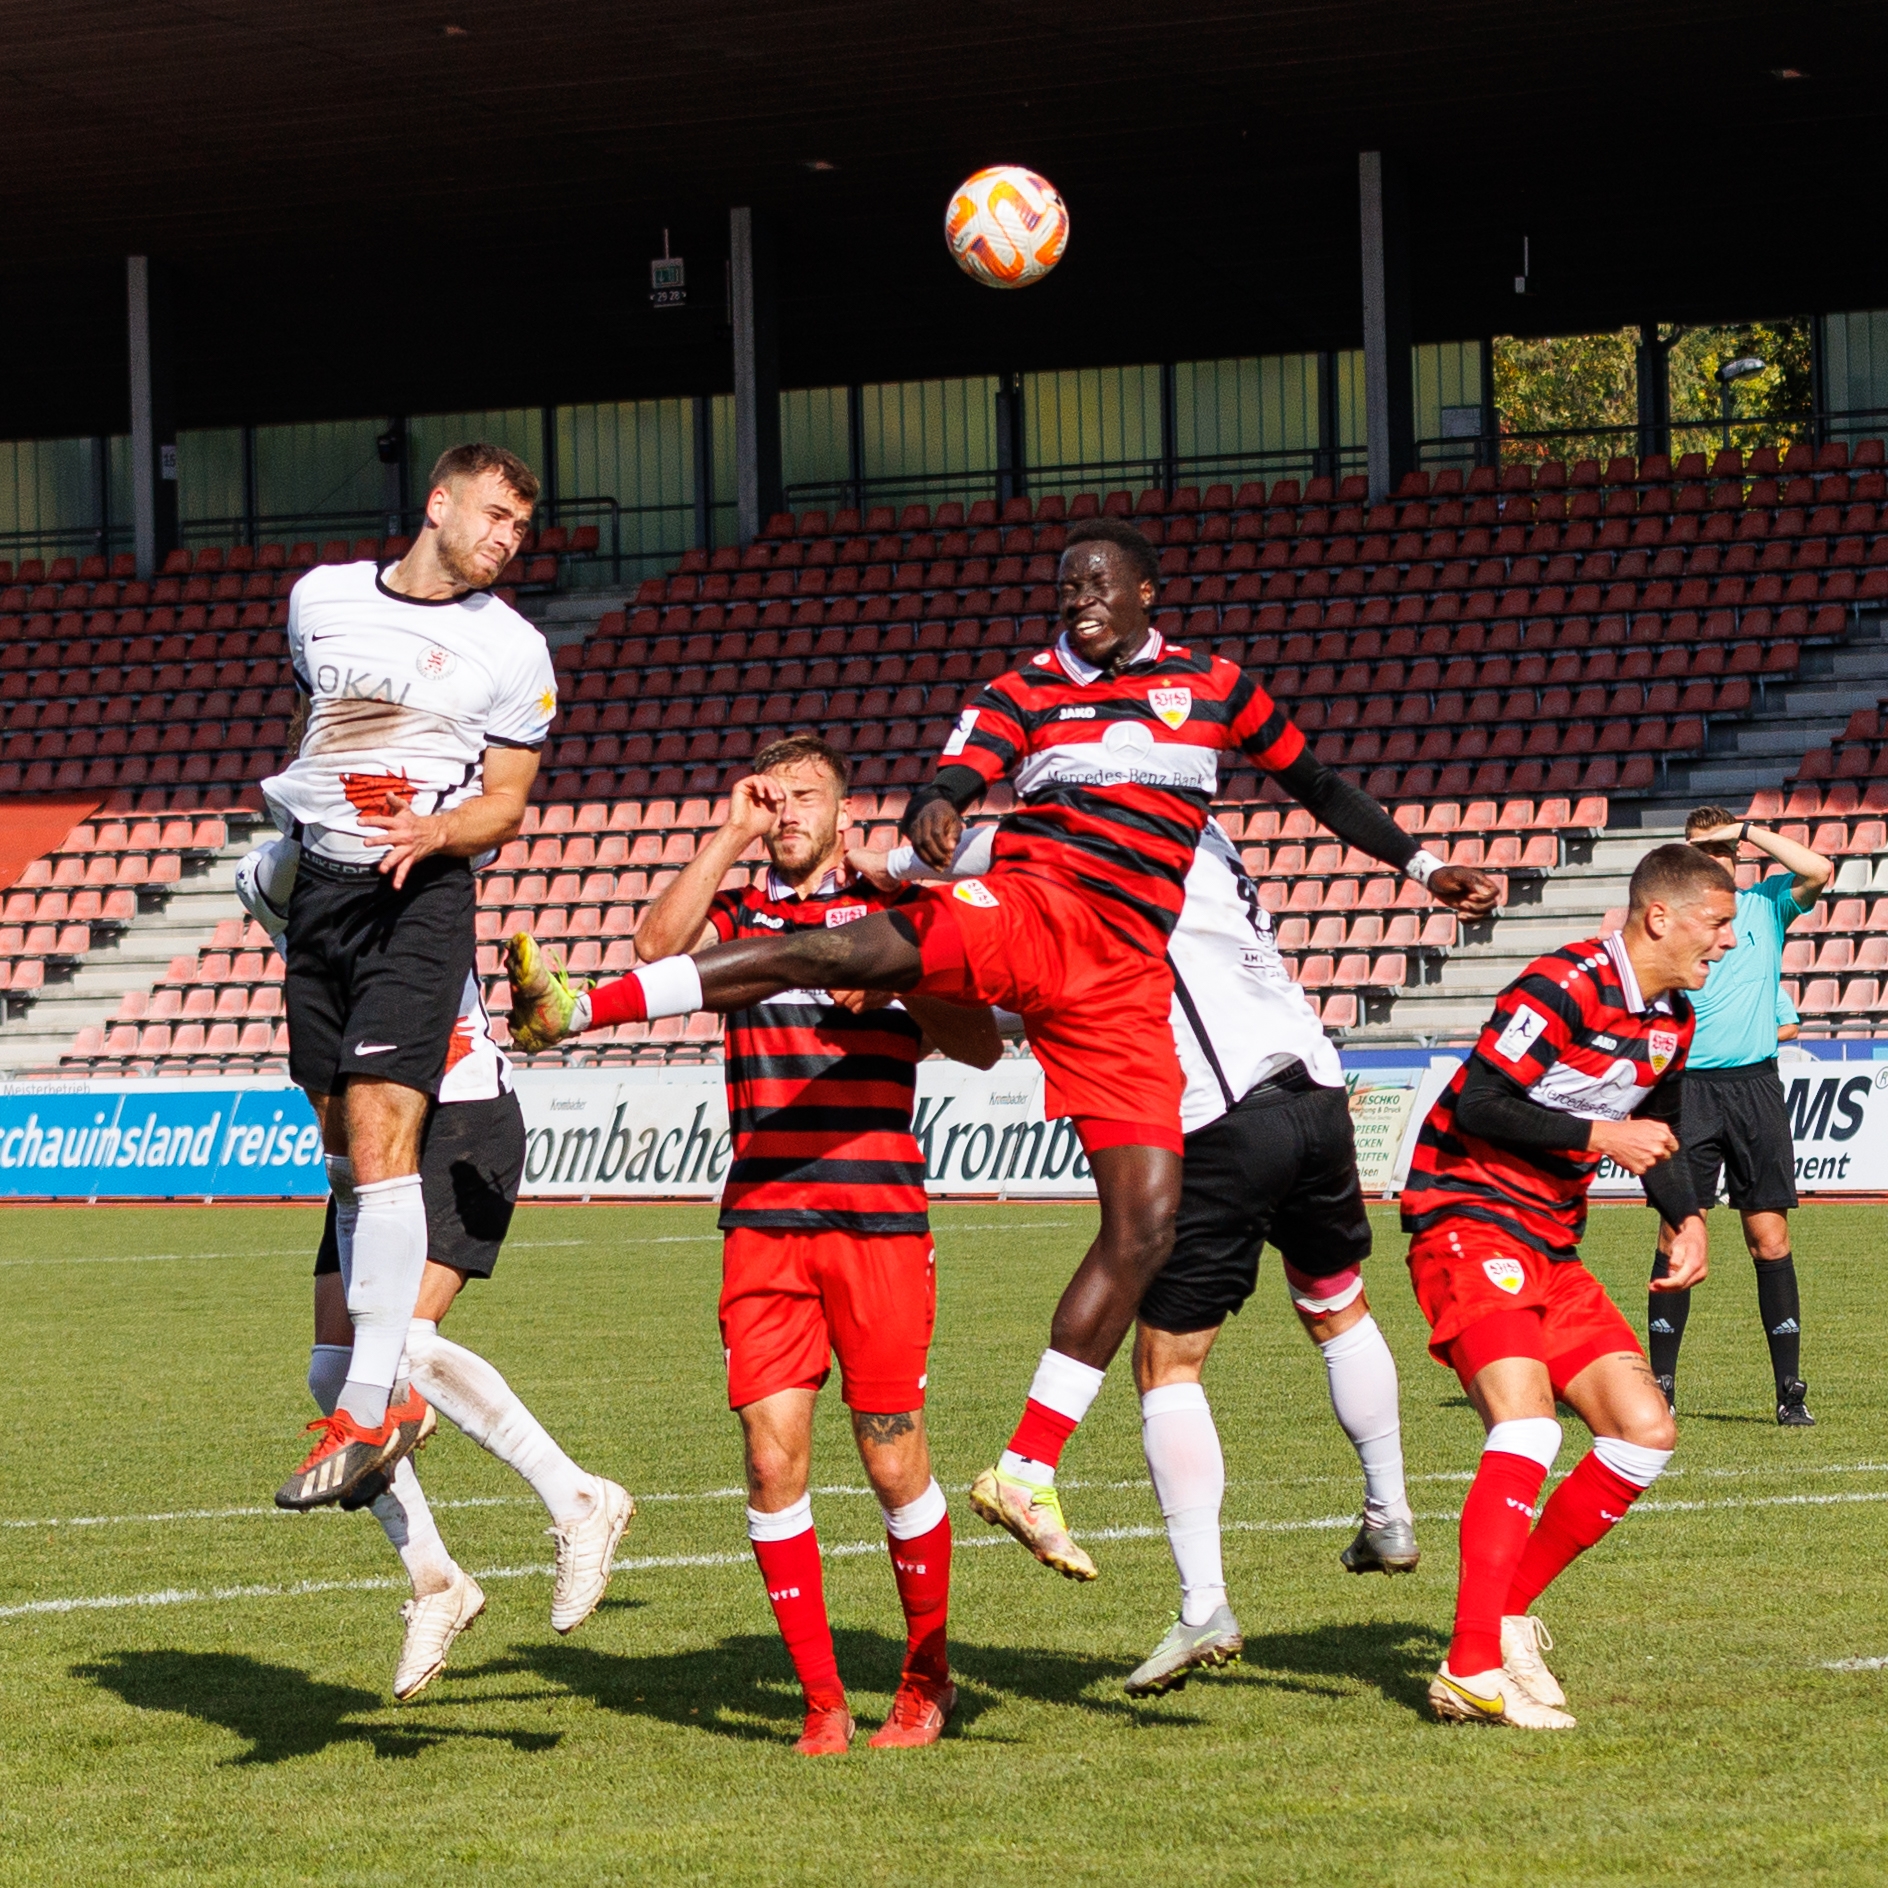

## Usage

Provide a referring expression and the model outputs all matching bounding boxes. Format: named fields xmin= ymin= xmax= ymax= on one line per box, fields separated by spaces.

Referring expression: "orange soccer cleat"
xmin=868 ymin=1679 xmax=957 ymax=1749
xmin=793 ymin=1704 xmax=856 ymax=1756
xmin=274 ymin=1384 xmax=436 ymax=1511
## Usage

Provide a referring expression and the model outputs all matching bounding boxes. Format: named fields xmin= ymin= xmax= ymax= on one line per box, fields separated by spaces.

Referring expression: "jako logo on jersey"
xmin=416 ymin=644 xmax=457 ymax=681
xmin=824 ymin=903 xmax=868 ymax=927
xmin=1148 ymin=686 xmax=1192 ymax=730
xmin=953 ymin=879 xmax=1000 ymax=908
xmin=749 ymin=910 xmax=786 ymax=928
xmin=1058 ymin=704 xmax=1097 ymax=719
xmin=1482 ymin=1256 xmax=1525 ymax=1294
xmin=942 ymin=708 xmax=979 ymax=756
xmin=1647 ymin=1028 xmax=1679 ymax=1075
xmin=1493 ymin=1003 xmax=1551 ymax=1063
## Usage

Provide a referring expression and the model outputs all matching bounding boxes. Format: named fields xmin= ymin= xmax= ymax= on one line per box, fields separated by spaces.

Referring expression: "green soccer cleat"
xmin=1124 ymin=1606 xmax=1244 ymax=1697
xmin=507 ymin=931 xmax=586 ymax=1051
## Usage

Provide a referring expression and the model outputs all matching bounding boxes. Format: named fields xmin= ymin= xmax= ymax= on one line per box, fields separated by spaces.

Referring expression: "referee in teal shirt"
xmin=1648 ymin=807 xmax=1832 ymax=1425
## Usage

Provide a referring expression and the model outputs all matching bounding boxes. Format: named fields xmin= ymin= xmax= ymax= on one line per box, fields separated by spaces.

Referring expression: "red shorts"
xmin=898 ymin=870 xmax=1184 ymax=1152
xmin=718 ymin=1226 xmax=936 ymax=1412
xmin=1406 ymin=1220 xmax=1641 ymax=1396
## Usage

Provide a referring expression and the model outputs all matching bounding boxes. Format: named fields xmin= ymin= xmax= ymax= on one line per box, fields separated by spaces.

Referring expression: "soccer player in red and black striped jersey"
xmin=511 ymin=519 xmax=1497 ymax=1577
xmin=1399 ymin=843 xmax=1736 ymax=1729
xmin=518 ymin=734 xmax=998 ymax=1755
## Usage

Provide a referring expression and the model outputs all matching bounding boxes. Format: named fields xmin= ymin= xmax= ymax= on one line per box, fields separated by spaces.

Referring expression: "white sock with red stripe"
xmin=999 ymin=1349 xmax=1106 ymax=1486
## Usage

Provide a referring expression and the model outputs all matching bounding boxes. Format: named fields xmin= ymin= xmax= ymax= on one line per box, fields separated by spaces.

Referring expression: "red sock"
xmin=1506 ymin=1450 xmax=1644 ymax=1615
xmin=1449 ymin=1450 xmax=1549 ymax=1676
xmin=587 ymin=973 xmax=648 ymax=1028
xmin=751 ymin=1526 xmax=845 ymax=1711
xmin=1007 ymin=1401 xmax=1079 ymax=1468
xmin=888 ymin=1515 xmax=952 ymax=1687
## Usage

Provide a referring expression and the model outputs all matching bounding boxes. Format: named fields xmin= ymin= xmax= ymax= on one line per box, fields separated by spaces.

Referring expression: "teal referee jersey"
xmin=1687 ymin=873 xmax=1814 ymax=1069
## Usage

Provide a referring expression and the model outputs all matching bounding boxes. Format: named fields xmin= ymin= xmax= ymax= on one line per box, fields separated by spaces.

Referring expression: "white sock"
xmin=325 ymin=1154 xmax=359 ymax=1292
xmin=338 ymin=1172 xmax=429 ymax=1427
xmin=1594 ymin=1435 xmax=1673 ymax=1488
xmin=371 ymin=1457 xmax=460 ymax=1597
xmin=1485 ymin=1416 xmax=1563 ymax=1470
xmin=1141 ymin=1382 xmax=1227 ymax=1627
xmin=747 ymin=1492 xmax=813 ymax=1541
xmin=998 ymin=1348 xmax=1107 ymax=1488
xmin=308 ymin=1342 xmax=458 ymax=1595
xmin=1318 ymin=1315 xmax=1411 ymax=1527
xmin=403 ymin=1319 xmax=598 ymax=1527
xmin=882 ymin=1478 xmax=948 ymax=1539
xmin=636 ymin=954 xmax=703 ymax=1018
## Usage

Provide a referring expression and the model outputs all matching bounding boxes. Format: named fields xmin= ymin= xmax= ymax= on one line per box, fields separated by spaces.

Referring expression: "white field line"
xmin=6 ymin=1486 xmax=1887 ymax=1625
xmin=1825 ymin=1656 xmax=1888 ymax=1671
xmin=5 ymin=1457 xmax=1881 ymax=1537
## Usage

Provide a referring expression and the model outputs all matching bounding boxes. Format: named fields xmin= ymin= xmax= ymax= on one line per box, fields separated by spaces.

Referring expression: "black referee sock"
xmin=1754 ymin=1254 xmax=1803 ymax=1396
xmin=1647 ymin=1252 xmax=1690 ymax=1381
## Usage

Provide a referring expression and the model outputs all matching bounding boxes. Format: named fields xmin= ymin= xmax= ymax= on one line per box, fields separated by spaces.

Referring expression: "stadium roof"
xmin=0 ymin=0 xmax=1879 ymax=434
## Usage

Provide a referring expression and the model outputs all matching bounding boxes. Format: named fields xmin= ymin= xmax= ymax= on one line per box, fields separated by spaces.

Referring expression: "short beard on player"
xmin=766 ymin=809 xmax=840 ymax=887
xmin=432 ymin=510 xmax=506 ymax=591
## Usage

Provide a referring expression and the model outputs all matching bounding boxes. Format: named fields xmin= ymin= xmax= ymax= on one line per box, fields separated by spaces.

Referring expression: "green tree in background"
xmin=1493 ymin=319 xmax=1811 ymax=466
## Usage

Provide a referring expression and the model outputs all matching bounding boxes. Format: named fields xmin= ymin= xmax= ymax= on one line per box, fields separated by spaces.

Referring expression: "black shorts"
xmin=284 ymin=850 xmax=475 ymax=1099
xmin=1138 ymin=1067 xmax=1373 ymax=1334
xmin=316 ymin=1089 xmax=526 ymax=1280
xmin=1679 ymin=1060 xmax=1799 ymax=1215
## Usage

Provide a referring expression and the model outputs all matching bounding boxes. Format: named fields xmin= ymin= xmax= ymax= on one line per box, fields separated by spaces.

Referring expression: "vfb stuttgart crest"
xmin=1481 ymin=1256 xmax=1526 ymax=1295
xmin=1147 ymin=686 xmax=1192 ymax=731
xmin=1646 ymin=1028 xmax=1679 ymax=1076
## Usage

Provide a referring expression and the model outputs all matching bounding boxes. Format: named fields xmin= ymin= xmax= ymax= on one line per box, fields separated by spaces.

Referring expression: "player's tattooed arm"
xmin=852 ymin=1410 xmax=917 ymax=1444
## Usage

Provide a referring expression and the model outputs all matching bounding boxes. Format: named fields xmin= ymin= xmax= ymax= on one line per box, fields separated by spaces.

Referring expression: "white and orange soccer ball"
xmin=944 ymin=166 xmax=1069 ymax=289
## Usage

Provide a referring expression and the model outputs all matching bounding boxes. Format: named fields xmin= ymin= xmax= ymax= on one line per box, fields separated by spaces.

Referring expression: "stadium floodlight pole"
xmin=1717 ymin=355 xmax=1765 ymax=450
xmin=1358 ymin=151 xmax=1415 ymax=501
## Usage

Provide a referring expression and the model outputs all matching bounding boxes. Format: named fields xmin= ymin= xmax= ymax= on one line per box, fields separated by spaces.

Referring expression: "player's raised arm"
xmin=1688 ymin=813 xmax=1833 ymax=909
xmin=1226 ymin=671 xmax=1501 ymax=919
xmin=637 ymin=774 xmax=785 ymax=962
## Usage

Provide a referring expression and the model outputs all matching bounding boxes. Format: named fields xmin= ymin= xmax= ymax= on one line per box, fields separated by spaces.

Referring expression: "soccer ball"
xmin=944 ymin=166 xmax=1069 ymax=289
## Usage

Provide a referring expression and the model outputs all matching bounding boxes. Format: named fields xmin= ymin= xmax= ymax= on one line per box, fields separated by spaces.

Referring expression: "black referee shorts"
xmin=1139 ymin=1067 xmax=1373 ymax=1334
xmin=1679 ymin=1060 xmax=1799 ymax=1216
xmin=284 ymin=850 xmax=475 ymax=1099
xmin=316 ymin=1089 xmax=526 ymax=1280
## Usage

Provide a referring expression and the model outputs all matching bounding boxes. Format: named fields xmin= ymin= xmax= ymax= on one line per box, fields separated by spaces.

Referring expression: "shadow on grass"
xmin=1229 ymin=1618 xmax=1446 ymax=1718
xmin=71 ymin=1650 xmax=564 ymax=1766
xmin=474 ymin=1626 xmax=1194 ymax=1744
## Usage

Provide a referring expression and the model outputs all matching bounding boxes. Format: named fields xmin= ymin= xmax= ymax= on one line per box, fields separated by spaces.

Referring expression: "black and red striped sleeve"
xmin=1224 ymin=666 xmax=1306 ymax=773
xmin=1471 ymin=958 xmax=1586 ymax=1086
xmin=940 ymin=672 xmax=1027 ymax=783
xmin=705 ymin=888 xmax=744 ymax=944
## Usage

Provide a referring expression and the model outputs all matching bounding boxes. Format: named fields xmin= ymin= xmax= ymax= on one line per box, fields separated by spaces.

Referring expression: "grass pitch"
xmin=0 ymin=1199 xmax=1885 ymax=1885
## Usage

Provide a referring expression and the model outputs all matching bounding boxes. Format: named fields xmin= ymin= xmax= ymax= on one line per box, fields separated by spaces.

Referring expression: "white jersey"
xmin=925 ymin=818 xmax=1340 ymax=1132
xmin=263 ymin=561 xmax=556 ymax=865
xmin=1167 ymin=821 xmax=1342 ymax=1132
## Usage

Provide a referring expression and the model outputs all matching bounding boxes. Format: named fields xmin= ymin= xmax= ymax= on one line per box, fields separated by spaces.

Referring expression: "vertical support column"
xmin=1811 ymin=314 xmax=1829 ymax=448
xmin=994 ymin=371 xmax=1025 ymax=507
xmin=1158 ymin=361 xmax=1179 ymax=494
xmin=1315 ymin=350 xmax=1340 ymax=485
xmin=378 ymin=418 xmax=406 ymax=537
xmin=91 ymin=436 xmax=110 ymax=561
xmin=692 ymin=394 xmax=715 ymax=551
xmin=539 ymin=406 xmax=559 ymax=523
xmin=241 ymin=425 xmax=259 ymax=548
xmin=846 ymin=382 xmax=866 ymax=516
xmin=729 ymin=206 xmax=782 ymax=544
xmin=1635 ymin=323 xmax=1672 ymax=463
xmin=1357 ymin=152 xmax=1414 ymax=501
xmin=1477 ymin=337 xmax=1497 ymax=468
xmin=126 ymin=255 xmax=178 ymax=578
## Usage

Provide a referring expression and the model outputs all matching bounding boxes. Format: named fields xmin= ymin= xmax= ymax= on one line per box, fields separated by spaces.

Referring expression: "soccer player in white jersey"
xmin=262 ymin=443 xmax=558 ymax=1509
xmin=239 ymin=839 xmax=632 ymax=1698
xmin=852 ymin=816 xmax=1422 ymax=1694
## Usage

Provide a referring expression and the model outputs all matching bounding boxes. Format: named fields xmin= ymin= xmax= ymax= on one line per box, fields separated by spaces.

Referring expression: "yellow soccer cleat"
xmin=507 ymin=931 xmax=585 ymax=1051
xmin=968 ymin=1465 xmax=1098 ymax=1581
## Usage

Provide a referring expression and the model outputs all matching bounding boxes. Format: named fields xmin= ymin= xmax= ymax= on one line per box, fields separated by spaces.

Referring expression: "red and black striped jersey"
xmin=1400 ymin=932 xmax=1694 ymax=1260
xmin=943 ymin=629 xmax=1305 ymax=955
xmin=708 ymin=867 xmax=929 ymax=1236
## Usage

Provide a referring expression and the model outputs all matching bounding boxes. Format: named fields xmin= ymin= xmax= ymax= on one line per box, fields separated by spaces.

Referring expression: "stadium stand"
xmin=11 ymin=438 xmax=1888 ymax=1070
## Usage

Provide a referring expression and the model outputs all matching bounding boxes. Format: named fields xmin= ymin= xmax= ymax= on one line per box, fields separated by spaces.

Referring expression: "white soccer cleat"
xmin=1501 ymin=1613 xmax=1568 ymax=1709
xmin=1428 ymin=1661 xmax=1575 ymax=1730
xmin=393 ymin=1570 xmax=485 ymax=1702
xmin=548 ymin=1478 xmax=634 ymax=1634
